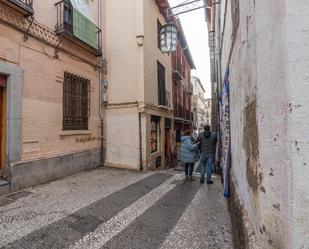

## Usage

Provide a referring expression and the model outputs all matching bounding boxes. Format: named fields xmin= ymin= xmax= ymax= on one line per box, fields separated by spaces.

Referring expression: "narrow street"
xmin=0 ymin=167 xmax=233 ymax=249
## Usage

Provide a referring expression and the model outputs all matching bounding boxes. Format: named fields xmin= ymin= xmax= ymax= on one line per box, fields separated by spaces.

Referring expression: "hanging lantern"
xmin=160 ymin=24 xmax=177 ymax=53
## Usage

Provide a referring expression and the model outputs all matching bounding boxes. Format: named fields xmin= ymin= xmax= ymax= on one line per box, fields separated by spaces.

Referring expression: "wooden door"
xmin=165 ymin=128 xmax=171 ymax=168
xmin=0 ymin=74 xmax=7 ymax=175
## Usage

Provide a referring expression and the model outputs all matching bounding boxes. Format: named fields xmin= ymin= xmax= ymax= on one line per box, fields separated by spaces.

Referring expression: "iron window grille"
xmin=63 ymin=72 xmax=90 ymax=130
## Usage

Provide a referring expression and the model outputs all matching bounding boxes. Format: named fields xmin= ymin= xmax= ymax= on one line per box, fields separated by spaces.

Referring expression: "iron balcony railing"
xmin=172 ymin=54 xmax=184 ymax=80
xmin=3 ymin=0 xmax=34 ymax=16
xmin=188 ymin=83 xmax=193 ymax=95
xmin=55 ymin=0 xmax=102 ymax=56
xmin=159 ymin=90 xmax=172 ymax=108
xmin=185 ymin=110 xmax=191 ymax=121
xmin=175 ymin=104 xmax=183 ymax=119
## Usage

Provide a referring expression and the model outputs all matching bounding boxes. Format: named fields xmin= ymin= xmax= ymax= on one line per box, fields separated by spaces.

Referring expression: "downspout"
xmin=139 ymin=112 xmax=143 ymax=171
xmin=98 ymin=0 xmax=104 ymax=166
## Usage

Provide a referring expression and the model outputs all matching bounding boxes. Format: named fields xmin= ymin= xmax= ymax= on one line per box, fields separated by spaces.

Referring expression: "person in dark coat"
xmin=197 ymin=125 xmax=218 ymax=184
xmin=180 ymin=130 xmax=199 ymax=181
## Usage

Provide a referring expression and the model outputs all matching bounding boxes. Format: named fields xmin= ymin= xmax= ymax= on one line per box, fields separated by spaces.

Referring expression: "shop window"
xmin=63 ymin=72 xmax=90 ymax=130
xmin=151 ymin=116 xmax=160 ymax=153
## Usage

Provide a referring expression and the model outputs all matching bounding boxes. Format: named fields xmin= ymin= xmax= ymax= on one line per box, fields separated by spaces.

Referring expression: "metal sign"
xmin=167 ymin=0 xmax=219 ymax=19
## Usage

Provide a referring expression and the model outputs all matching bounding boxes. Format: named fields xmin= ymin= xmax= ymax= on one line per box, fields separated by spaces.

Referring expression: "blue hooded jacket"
xmin=180 ymin=136 xmax=199 ymax=163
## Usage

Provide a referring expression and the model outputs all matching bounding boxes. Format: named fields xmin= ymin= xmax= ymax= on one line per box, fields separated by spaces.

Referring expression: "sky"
xmin=168 ymin=0 xmax=211 ymax=98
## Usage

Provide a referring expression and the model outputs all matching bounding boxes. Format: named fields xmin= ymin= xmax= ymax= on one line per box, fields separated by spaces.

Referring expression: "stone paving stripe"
xmin=0 ymin=173 xmax=172 ymax=249
xmin=69 ymin=215 xmax=102 ymax=234
xmin=68 ymin=174 xmax=179 ymax=249
xmin=159 ymin=182 xmax=234 ymax=249
xmin=101 ymin=180 xmax=201 ymax=249
xmin=170 ymin=180 xmax=184 ymax=185
xmin=0 ymin=198 xmax=14 ymax=208
xmin=5 ymin=191 xmax=32 ymax=200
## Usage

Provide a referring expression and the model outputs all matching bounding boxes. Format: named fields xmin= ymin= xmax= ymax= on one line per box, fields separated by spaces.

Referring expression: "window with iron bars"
xmin=63 ymin=72 xmax=90 ymax=130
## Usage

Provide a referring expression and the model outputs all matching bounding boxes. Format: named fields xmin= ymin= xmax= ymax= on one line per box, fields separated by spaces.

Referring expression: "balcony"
xmin=175 ymin=104 xmax=183 ymax=119
xmin=188 ymin=83 xmax=193 ymax=95
xmin=158 ymin=90 xmax=172 ymax=109
xmin=172 ymin=56 xmax=184 ymax=81
xmin=2 ymin=0 xmax=34 ymax=16
xmin=55 ymin=0 xmax=102 ymax=56
xmin=185 ymin=109 xmax=191 ymax=121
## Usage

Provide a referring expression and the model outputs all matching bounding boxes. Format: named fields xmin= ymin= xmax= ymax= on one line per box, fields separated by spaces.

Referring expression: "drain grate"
xmin=6 ymin=191 xmax=32 ymax=200
xmin=69 ymin=215 xmax=102 ymax=234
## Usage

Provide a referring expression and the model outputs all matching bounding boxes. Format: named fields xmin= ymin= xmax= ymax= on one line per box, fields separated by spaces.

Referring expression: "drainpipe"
xmin=98 ymin=0 xmax=104 ymax=166
xmin=138 ymin=112 xmax=143 ymax=171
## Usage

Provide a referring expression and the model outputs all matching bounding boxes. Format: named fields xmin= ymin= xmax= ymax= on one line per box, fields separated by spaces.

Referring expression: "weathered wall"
xmin=220 ymin=0 xmax=296 ymax=248
xmin=105 ymin=106 xmax=140 ymax=170
xmin=285 ymin=0 xmax=309 ymax=248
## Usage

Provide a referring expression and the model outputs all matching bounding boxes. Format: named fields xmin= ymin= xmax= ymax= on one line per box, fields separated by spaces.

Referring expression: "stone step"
xmin=0 ymin=178 xmax=10 ymax=196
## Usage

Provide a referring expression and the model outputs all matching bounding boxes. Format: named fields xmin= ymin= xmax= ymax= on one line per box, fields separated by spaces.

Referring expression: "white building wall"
xmin=218 ymin=0 xmax=309 ymax=248
xmin=285 ymin=0 xmax=309 ymax=248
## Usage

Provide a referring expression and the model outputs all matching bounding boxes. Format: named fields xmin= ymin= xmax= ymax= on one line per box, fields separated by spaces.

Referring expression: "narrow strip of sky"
xmin=168 ymin=0 xmax=211 ymax=98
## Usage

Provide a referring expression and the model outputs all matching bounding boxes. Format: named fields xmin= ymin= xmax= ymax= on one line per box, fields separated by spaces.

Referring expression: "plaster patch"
xmin=243 ymin=99 xmax=259 ymax=192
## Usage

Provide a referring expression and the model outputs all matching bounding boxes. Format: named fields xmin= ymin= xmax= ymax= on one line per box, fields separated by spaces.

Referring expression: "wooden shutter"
xmin=157 ymin=62 xmax=166 ymax=106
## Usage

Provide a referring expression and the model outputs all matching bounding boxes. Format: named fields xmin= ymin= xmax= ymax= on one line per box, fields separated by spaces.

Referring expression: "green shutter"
xmin=73 ymin=8 xmax=98 ymax=49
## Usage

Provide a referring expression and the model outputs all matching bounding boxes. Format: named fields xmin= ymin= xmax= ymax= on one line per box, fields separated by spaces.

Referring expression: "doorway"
xmin=165 ymin=118 xmax=172 ymax=168
xmin=0 ymin=74 xmax=7 ymax=177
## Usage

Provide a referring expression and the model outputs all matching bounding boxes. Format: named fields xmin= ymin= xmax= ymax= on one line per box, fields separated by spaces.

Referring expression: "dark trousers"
xmin=185 ymin=163 xmax=194 ymax=176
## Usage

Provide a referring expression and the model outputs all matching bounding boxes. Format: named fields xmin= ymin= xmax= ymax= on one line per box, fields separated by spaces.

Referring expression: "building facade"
xmin=207 ymin=0 xmax=309 ymax=248
xmin=205 ymin=98 xmax=212 ymax=127
xmin=171 ymin=18 xmax=195 ymax=150
xmin=104 ymin=0 xmax=174 ymax=171
xmin=0 ymin=0 xmax=103 ymax=192
xmin=191 ymin=76 xmax=206 ymax=133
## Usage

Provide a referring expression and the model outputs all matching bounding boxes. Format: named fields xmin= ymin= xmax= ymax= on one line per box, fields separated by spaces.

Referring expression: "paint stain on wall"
xmin=243 ymin=100 xmax=260 ymax=192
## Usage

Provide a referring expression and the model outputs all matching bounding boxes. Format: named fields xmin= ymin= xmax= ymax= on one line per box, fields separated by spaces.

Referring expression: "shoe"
xmin=189 ymin=176 xmax=195 ymax=181
xmin=200 ymin=178 xmax=205 ymax=184
xmin=207 ymin=180 xmax=214 ymax=185
xmin=184 ymin=176 xmax=189 ymax=181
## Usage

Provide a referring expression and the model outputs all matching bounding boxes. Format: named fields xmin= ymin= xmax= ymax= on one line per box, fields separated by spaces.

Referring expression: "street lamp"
xmin=159 ymin=0 xmax=219 ymax=53
xmin=160 ymin=24 xmax=177 ymax=53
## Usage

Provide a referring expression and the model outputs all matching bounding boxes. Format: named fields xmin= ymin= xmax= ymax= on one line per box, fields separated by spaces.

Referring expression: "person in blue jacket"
xmin=180 ymin=130 xmax=200 ymax=181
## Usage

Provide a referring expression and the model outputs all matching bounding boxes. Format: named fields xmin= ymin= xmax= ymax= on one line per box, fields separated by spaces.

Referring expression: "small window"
xmin=151 ymin=116 xmax=160 ymax=153
xmin=63 ymin=72 xmax=90 ymax=130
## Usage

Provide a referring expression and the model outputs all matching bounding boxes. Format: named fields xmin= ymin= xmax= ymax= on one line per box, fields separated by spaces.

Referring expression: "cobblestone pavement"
xmin=0 ymin=167 xmax=233 ymax=249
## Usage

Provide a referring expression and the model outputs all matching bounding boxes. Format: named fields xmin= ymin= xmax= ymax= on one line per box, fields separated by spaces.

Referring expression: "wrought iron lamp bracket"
xmin=54 ymin=36 xmax=64 ymax=59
